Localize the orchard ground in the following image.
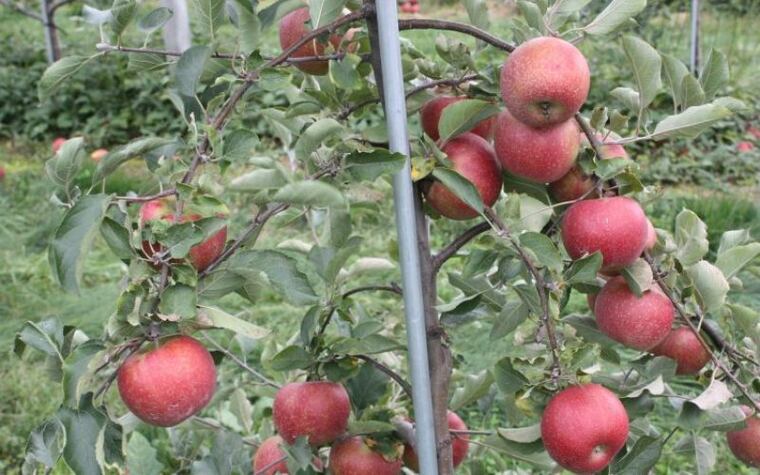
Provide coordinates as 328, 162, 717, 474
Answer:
1, 0, 760, 473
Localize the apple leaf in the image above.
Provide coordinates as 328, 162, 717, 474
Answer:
126, 432, 163, 475
519, 232, 563, 272
309, 0, 345, 28
228, 0, 262, 55
137, 7, 172, 33
257, 0, 303, 29
680, 74, 706, 108
679, 404, 748, 432
717, 229, 752, 255
344, 150, 406, 181
661, 53, 690, 109
62, 340, 104, 409
268, 345, 314, 371
450, 370, 494, 410
229, 169, 287, 191
517, 1, 543, 31
686, 260, 729, 313
674, 209, 709, 266
175, 45, 211, 98
227, 250, 319, 305
222, 129, 259, 162
519, 194, 554, 233
294, 118, 344, 161
482, 435, 555, 470
673, 435, 716, 475
564, 252, 603, 289
14, 318, 64, 360
110, 0, 137, 40
431, 167, 485, 215
715, 242, 760, 280
611, 86, 641, 112
700, 49, 729, 100
621, 258, 653, 297
197, 305, 269, 339
622, 35, 662, 111
546, 0, 592, 30
463, 0, 490, 31
492, 357, 528, 395
497, 423, 541, 443
437, 99, 499, 143
584, 0, 646, 35
652, 101, 733, 140
38, 55, 100, 102
688, 379, 733, 410
46, 137, 87, 193
57, 395, 109, 475
100, 217, 133, 260
610, 435, 662, 474
563, 315, 619, 347
273, 181, 346, 208
93, 137, 176, 183
490, 301, 529, 340
191, 0, 224, 42
23, 419, 65, 471
49, 194, 111, 294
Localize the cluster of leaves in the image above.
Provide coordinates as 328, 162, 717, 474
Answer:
15, 0, 760, 473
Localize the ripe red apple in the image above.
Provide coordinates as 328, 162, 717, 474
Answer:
91, 148, 108, 162
561, 196, 649, 274
650, 327, 711, 375
273, 381, 350, 446
594, 276, 675, 351
500, 37, 590, 128
550, 133, 628, 203
253, 436, 290, 475
420, 96, 495, 141
117, 336, 216, 427
748, 126, 760, 140
279, 7, 350, 75
0, 167, 5, 181
541, 384, 628, 473
329, 437, 402, 475
644, 219, 657, 251
423, 132, 502, 220
727, 406, 760, 467
52, 137, 66, 153
737, 141, 755, 153
403, 411, 469, 471
494, 110, 579, 183
139, 198, 228, 272
410, 3, 420, 13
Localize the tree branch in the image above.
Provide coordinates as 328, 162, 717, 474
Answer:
254, 455, 288, 475
48, 0, 75, 13
354, 354, 413, 398
398, 18, 515, 52
114, 188, 177, 203
432, 221, 490, 274
643, 253, 760, 412
342, 283, 402, 299
574, 112, 605, 160
0, 0, 43, 22
484, 208, 562, 385
203, 332, 281, 389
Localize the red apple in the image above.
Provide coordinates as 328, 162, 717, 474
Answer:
748, 127, 760, 140
541, 384, 628, 474
420, 96, 495, 141
594, 276, 675, 351
423, 133, 502, 220
253, 436, 290, 475
273, 381, 350, 446
410, 3, 420, 13
550, 133, 628, 203
561, 196, 649, 274
500, 37, 590, 128
494, 110, 579, 183
139, 198, 228, 272
650, 327, 711, 375
737, 141, 755, 153
329, 437, 402, 475
52, 137, 66, 153
117, 336, 216, 427
91, 148, 108, 162
0, 167, 5, 181
644, 219, 657, 251
727, 406, 760, 467
279, 7, 350, 76
403, 411, 469, 471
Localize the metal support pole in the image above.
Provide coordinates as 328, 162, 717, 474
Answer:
39, 0, 57, 63
690, 0, 700, 74
374, 1, 439, 474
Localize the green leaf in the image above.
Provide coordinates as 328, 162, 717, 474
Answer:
309, 0, 345, 28
222, 129, 259, 162
49, 194, 111, 294
497, 423, 541, 443
344, 150, 406, 181
610, 436, 662, 474
546, 0, 591, 30
15, 318, 64, 359
137, 7, 172, 33
93, 137, 175, 182
491, 358, 528, 394
584, 0, 646, 35
729, 304, 760, 349
519, 194, 553, 233
431, 167, 484, 215
700, 49, 729, 100
258, 0, 302, 29
39, 55, 98, 101
294, 119, 344, 161
463, 0, 490, 31
272, 181, 345, 207
332, 334, 403, 355
46, 137, 87, 192
622, 35, 662, 110
611, 87, 640, 112
62, 340, 104, 408
175, 46, 211, 97
661, 53, 690, 109
674, 209, 709, 266
564, 315, 619, 347
158, 284, 197, 321
23, 419, 65, 471
483, 435, 554, 469
518, 232, 562, 272
110, 0, 137, 39
680, 74, 706, 108
229, 0, 262, 54
718, 229, 752, 255
450, 370, 494, 410
126, 432, 163, 475
437, 99, 499, 143
229, 169, 287, 191
228, 250, 319, 305
652, 101, 733, 139
564, 252, 603, 287
490, 301, 529, 340
127, 53, 168, 73
57, 396, 108, 475
620, 258, 653, 297
192, 0, 225, 41
689, 379, 732, 410
269, 345, 313, 371
517, 1, 543, 31
715, 243, 760, 279
329, 53, 362, 90
197, 305, 269, 339
100, 217, 133, 260
687, 260, 729, 313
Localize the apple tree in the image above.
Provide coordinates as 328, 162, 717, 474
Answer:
18, 0, 760, 473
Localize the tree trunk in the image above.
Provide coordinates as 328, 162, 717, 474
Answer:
39, 0, 61, 62
161, 0, 192, 53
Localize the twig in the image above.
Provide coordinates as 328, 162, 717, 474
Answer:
0, 0, 43, 22
354, 354, 413, 397
574, 112, 605, 160
114, 188, 177, 203
203, 332, 281, 389
94, 340, 145, 399
342, 283, 402, 299
398, 19, 515, 52
431, 222, 490, 274
643, 253, 760, 412
254, 455, 289, 475
483, 208, 562, 385
48, 0, 75, 13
